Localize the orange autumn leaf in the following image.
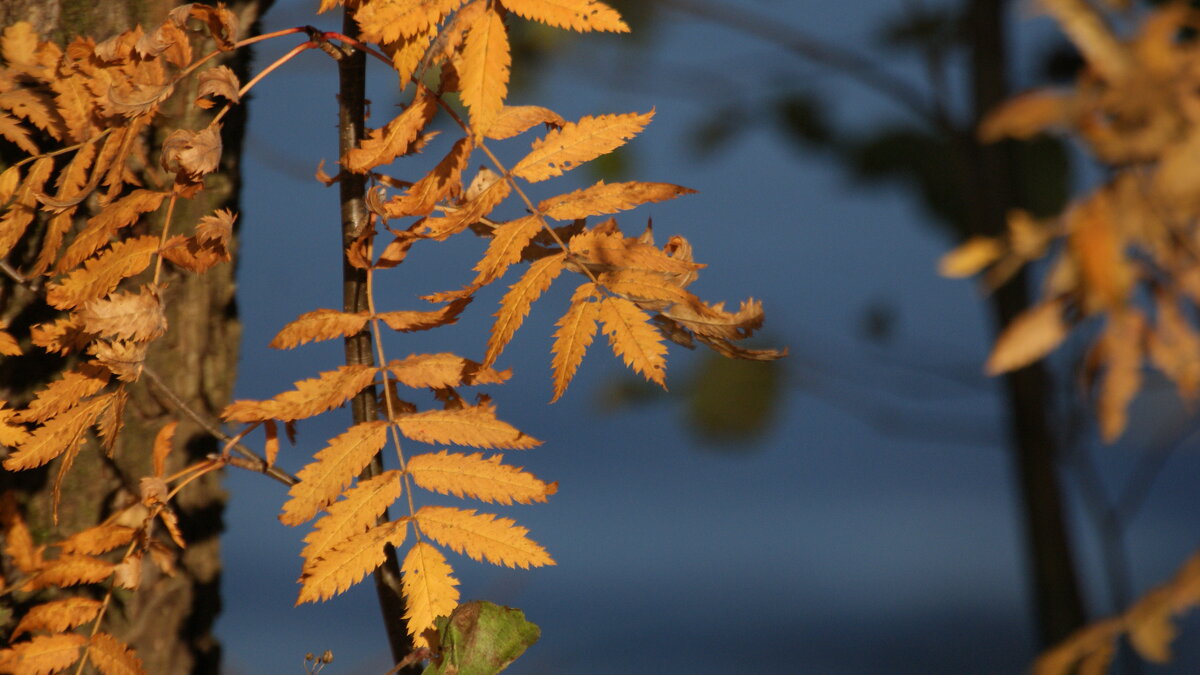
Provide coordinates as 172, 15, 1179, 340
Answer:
384, 137, 471, 218
342, 86, 437, 173
985, 298, 1069, 375
16, 364, 109, 424
87, 632, 144, 675
407, 450, 557, 504
459, 9, 510, 135
396, 404, 541, 449
539, 181, 695, 220
472, 215, 543, 286
11, 597, 102, 639
301, 470, 403, 564
598, 295, 667, 387
0, 633, 87, 675
414, 505, 554, 569
222, 364, 378, 423
280, 421, 390, 526
4, 393, 116, 471
45, 236, 160, 310
482, 105, 564, 140
77, 288, 167, 342
269, 309, 369, 349
355, 0, 464, 44
386, 352, 509, 389
511, 110, 654, 182
56, 190, 167, 272
296, 519, 408, 604
376, 298, 471, 333
504, 0, 629, 33
27, 554, 114, 590
484, 253, 566, 366
551, 282, 601, 401
58, 524, 137, 556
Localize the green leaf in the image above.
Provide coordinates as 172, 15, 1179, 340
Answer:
422, 601, 540, 675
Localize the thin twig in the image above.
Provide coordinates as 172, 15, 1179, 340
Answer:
142, 366, 297, 486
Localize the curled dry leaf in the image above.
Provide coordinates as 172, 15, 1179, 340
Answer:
196, 65, 240, 108
161, 123, 223, 179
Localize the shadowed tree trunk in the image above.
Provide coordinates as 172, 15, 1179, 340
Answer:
966, 0, 1087, 648
0, 1, 270, 672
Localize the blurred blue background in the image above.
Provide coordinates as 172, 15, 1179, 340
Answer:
210, 1, 1200, 672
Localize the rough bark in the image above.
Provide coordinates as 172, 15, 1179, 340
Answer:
0, 1, 269, 672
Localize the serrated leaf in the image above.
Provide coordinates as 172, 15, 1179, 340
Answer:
196, 65, 240, 107
551, 282, 601, 401
385, 137, 472, 218
280, 421, 391, 526
415, 174, 511, 240
27, 555, 114, 590
87, 632, 144, 675
296, 519, 408, 603
301, 470, 403, 563
45, 236, 159, 310
4, 393, 115, 471
484, 253, 566, 366
270, 309, 369, 349
17, 364, 109, 424
343, 87, 438, 173
12, 597, 102, 639
408, 450, 557, 504
460, 9, 510, 134
0, 157, 52, 258
472, 215, 543, 286
511, 110, 653, 183
77, 288, 167, 342
415, 505, 554, 568
57, 190, 168, 272
482, 105, 565, 140
540, 181, 694, 220
222, 364, 378, 423
387, 353, 509, 389
59, 524, 136, 556
397, 404, 541, 449
356, 0, 465, 44
599, 295, 667, 386
504, 0, 628, 33
377, 298, 471, 333
402, 541, 461, 649
0, 633, 87, 675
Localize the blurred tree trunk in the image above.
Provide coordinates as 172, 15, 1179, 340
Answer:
966, 0, 1087, 648
0, 1, 270, 672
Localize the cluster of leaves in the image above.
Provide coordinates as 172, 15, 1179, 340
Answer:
940, 1, 1200, 670
0, 0, 781, 672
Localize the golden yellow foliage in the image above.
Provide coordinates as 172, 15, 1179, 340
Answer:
401, 542, 460, 649
414, 505, 554, 569
0, 2, 783, 667
407, 450, 557, 504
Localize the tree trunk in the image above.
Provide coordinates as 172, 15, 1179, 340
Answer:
0, 1, 269, 672
966, 0, 1088, 648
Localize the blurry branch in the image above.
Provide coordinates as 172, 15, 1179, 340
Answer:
653, 0, 939, 125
